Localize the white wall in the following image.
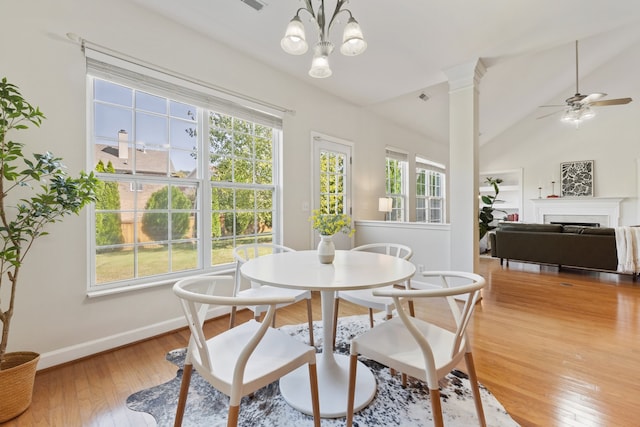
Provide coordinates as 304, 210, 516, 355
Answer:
1, 0, 445, 367
480, 41, 640, 226
354, 221, 451, 274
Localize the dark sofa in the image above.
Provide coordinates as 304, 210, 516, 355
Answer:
489, 222, 624, 274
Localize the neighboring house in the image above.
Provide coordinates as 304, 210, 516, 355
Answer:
94, 143, 185, 243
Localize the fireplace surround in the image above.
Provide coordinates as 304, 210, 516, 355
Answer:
531, 198, 623, 228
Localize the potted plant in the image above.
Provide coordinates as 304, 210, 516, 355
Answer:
309, 209, 355, 263
0, 77, 97, 421
479, 176, 505, 252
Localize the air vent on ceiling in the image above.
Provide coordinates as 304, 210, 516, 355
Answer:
240, 0, 266, 11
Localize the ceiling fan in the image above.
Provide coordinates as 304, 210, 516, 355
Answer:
538, 40, 632, 123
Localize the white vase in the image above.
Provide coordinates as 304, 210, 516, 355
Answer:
317, 235, 335, 264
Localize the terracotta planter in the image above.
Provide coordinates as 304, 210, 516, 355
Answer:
0, 351, 40, 422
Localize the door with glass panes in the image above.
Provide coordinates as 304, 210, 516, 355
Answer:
312, 133, 353, 250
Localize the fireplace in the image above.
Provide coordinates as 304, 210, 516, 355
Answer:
530, 198, 623, 227
550, 221, 600, 227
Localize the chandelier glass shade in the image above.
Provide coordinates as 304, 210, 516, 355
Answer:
281, 0, 366, 78
280, 15, 308, 55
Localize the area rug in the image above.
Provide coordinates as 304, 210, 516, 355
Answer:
127, 315, 519, 426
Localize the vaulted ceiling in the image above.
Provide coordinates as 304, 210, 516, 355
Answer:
131, 0, 640, 145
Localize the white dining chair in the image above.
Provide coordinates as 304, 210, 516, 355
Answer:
345, 271, 487, 427
231, 243, 314, 346
332, 242, 414, 350
172, 275, 321, 427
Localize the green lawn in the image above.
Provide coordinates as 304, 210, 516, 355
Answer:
95, 236, 273, 284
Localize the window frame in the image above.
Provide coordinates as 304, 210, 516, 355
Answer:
385, 149, 408, 221
86, 63, 283, 295
415, 157, 446, 223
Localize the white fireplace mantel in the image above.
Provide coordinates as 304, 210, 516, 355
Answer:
530, 197, 623, 227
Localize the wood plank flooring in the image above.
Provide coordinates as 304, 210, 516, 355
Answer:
3, 258, 639, 426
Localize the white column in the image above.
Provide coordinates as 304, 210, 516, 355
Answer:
637, 158, 640, 224
445, 59, 486, 274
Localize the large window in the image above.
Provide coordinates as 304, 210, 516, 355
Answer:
416, 157, 446, 223
88, 66, 281, 292
385, 149, 408, 221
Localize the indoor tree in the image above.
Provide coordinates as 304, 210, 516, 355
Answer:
479, 176, 505, 241
0, 77, 97, 365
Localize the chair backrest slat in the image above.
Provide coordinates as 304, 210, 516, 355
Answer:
233, 243, 295, 292
375, 271, 485, 379
173, 275, 289, 378
351, 242, 413, 261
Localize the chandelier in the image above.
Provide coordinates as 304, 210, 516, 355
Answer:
280, 0, 367, 78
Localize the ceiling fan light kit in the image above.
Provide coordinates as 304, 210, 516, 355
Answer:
539, 40, 632, 126
561, 105, 595, 126
281, 0, 366, 78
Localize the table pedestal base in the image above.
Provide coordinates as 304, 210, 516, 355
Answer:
279, 353, 376, 418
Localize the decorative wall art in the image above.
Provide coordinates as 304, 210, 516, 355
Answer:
560, 160, 594, 197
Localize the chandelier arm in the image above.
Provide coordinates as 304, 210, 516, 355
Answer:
302, 0, 315, 15
299, 1, 315, 20
295, 6, 314, 21
327, 1, 352, 33
316, 1, 327, 41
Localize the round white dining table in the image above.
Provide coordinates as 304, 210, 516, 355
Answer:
240, 249, 416, 418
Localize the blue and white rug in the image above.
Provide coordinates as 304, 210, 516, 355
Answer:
126, 315, 519, 426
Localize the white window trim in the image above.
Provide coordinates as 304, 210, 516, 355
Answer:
385, 148, 409, 221
86, 53, 283, 296
416, 158, 447, 224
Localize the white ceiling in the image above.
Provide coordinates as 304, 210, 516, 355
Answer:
131, 0, 640, 145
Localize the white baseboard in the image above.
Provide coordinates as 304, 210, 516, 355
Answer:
38, 306, 230, 370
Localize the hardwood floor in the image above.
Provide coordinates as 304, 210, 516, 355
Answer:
4, 258, 639, 426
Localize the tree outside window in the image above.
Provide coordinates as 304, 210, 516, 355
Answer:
385, 153, 407, 221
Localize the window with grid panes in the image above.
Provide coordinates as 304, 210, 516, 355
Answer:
416, 157, 446, 223
385, 149, 408, 221
88, 62, 281, 292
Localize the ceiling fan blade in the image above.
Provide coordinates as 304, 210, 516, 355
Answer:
590, 97, 632, 106
579, 92, 607, 104
539, 104, 567, 108
537, 110, 563, 120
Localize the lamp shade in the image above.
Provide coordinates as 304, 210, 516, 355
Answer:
378, 197, 393, 213
562, 106, 595, 125
309, 42, 333, 78
580, 106, 595, 120
281, 15, 308, 55
340, 17, 367, 56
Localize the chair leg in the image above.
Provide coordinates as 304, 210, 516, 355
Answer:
306, 299, 315, 347
408, 299, 415, 317
465, 352, 487, 427
227, 405, 240, 427
368, 308, 374, 328
385, 313, 397, 377
174, 363, 193, 427
332, 297, 340, 350
229, 306, 237, 329
308, 363, 321, 427
401, 373, 407, 387
346, 354, 359, 427
271, 310, 277, 328
429, 388, 444, 427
